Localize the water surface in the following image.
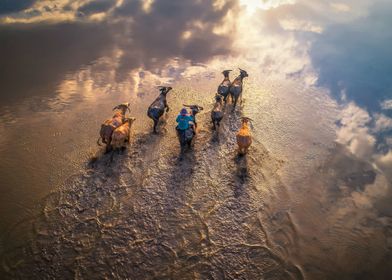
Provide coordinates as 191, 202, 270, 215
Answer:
1, 1, 391, 279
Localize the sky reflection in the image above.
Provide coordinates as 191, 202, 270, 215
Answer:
0, 0, 392, 279
0, 0, 239, 104
1, 0, 391, 221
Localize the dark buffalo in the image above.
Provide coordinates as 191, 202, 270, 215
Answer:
147, 86, 172, 133
229, 68, 248, 111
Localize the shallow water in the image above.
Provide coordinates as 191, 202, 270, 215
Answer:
1, 1, 392, 279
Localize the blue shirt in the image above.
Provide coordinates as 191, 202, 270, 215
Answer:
176, 115, 193, 130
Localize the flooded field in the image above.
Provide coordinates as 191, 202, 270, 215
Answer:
1, 1, 392, 279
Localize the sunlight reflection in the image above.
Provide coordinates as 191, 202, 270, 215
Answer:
182, 31, 192, 40
2, 2, 392, 279
280, 19, 323, 33
142, 0, 155, 13
240, 0, 295, 13
330, 2, 351, 12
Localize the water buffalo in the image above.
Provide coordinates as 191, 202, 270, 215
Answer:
211, 95, 224, 130
147, 86, 172, 133
229, 68, 248, 111
97, 103, 131, 151
217, 70, 232, 103
236, 117, 253, 155
111, 117, 136, 150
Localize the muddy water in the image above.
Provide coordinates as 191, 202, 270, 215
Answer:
1, 67, 392, 279
8, 113, 299, 279
0, 66, 326, 278
1, 1, 392, 278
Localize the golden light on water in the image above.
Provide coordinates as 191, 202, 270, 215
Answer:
1, 1, 392, 279
240, 0, 295, 13
142, 0, 155, 13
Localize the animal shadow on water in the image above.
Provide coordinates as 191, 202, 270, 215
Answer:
210, 129, 220, 144
94, 142, 132, 167
233, 153, 250, 198
87, 149, 128, 180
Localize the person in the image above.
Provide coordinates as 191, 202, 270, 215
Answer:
176, 108, 194, 135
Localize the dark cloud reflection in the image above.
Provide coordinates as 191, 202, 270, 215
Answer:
78, 0, 117, 15
0, 0, 36, 15
0, 0, 238, 103
112, 0, 237, 80
0, 23, 114, 104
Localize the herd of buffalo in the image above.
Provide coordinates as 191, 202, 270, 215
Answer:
97, 68, 253, 154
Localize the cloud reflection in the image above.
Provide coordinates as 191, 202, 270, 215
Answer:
112, 0, 238, 80
1, 1, 392, 279
0, 22, 114, 103
310, 1, 392, 111
336, 103, 375, 160
0, 0, 37, 15
0, 0, 238, 103
78, 0, 117, 16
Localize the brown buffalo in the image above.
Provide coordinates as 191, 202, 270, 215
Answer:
236, 117, 253, 155
97, 103, 130, 151
111, 117, 136, 150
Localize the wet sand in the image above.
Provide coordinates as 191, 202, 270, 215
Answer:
1, 73, 391, 279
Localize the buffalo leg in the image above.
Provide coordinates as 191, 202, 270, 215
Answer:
232, 97, 238, 111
